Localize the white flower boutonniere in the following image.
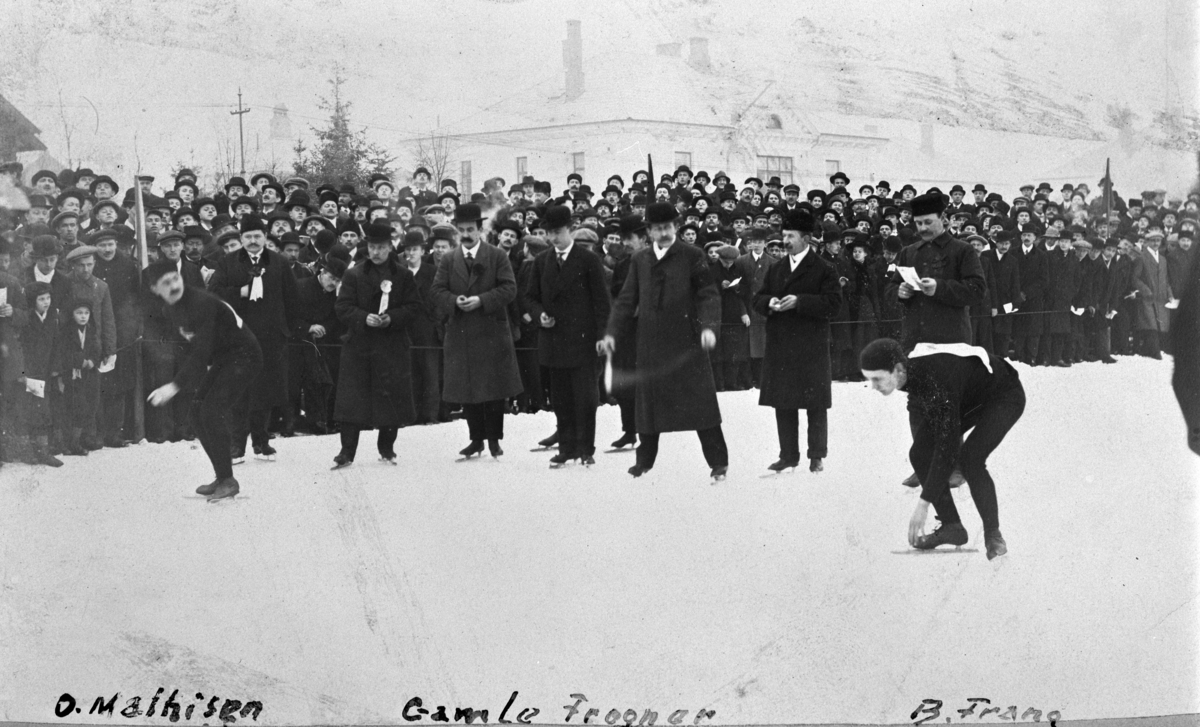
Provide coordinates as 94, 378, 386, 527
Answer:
378, 279, 392, 314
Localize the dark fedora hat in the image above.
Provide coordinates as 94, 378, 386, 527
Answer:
364, 221, 394, 244
618, 214, 647, 237
452, 203, 483, 225
539, 204, 573, 230
644, 202, 678, 225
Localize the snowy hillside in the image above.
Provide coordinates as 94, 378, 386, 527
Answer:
0, 0, 1195, 180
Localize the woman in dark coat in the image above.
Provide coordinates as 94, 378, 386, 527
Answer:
753, 210, 842, 472
331, 230, 422, 467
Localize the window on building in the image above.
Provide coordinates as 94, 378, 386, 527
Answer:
767, 114, 783, 129
460, 160, 472, 195
674, 151, 692, 169
825, 160, 841, 177
516, 156, 527, 179
572, 152, 585, 176
756, 155, 794, 185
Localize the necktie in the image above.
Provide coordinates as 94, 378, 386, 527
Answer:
557, 251, 566, 267
464, 249, 473, 261
249, 254, 263, 300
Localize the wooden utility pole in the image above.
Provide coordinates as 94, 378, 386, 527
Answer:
230, 88, 250, 175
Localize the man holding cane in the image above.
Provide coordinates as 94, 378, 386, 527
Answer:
601, 202, 729, 482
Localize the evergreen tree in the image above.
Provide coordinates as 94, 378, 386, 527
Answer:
292, 68, 395, 190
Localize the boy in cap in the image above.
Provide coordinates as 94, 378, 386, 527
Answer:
21, 281, 62, 466
57, 297, 103, 457
64, 244, 116, 450
145, 260, 263, 501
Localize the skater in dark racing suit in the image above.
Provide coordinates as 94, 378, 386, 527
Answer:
859, 337, 1025, 560
145, 261, 263, 502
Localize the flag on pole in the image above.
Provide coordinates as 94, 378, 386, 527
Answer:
133, 177, 149, 269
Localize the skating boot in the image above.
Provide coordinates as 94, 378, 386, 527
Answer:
458, 440, 485, 459
628, 463, 652, 478
379, 450, 397, 465
231, 444, 245, 466
34, 445, 63, 468
549, 452, 576, 469
531, 432, 558, 451
809, 458, 824, 473
610, 432, 637, 450
913, 521, 969, 550
196, 479, 219, 496
767, 459, 799, 472
985, 529, 1008, 560
331, 452, 354, 470
488, 439, 504, 458
901, 471, 920, 488
253, 442, 277, 461
580, 455, 595, 467
206, 477, 240, 502
711, 465, 728, 482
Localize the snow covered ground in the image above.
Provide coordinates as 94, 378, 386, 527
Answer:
1, 355, 1196, 725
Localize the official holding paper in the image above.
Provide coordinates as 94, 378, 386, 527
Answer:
885, 191, 987, 352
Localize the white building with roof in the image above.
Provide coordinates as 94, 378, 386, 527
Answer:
444, 21, 1197, 200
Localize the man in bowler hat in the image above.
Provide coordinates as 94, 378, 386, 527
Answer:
430, 203, 524, 458
602, 202, 730, 481
523, 204, 612, 467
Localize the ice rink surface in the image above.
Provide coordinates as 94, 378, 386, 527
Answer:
2, 355, 1197, 725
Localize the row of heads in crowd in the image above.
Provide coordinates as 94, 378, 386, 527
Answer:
4, 161, 1196, 260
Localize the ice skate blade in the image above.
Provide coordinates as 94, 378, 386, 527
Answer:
758, 469, 796, 479
603, 447, 635, 454
455, 454, 482, 462
380, 457, 398, 465
330, 462, 352, 470
184, 495, 251, 500
206, 494, 239, 503
254, 454, 276, 462
890, 548, 980, 555
529, 446, 557, 452
231, 457, 245, 466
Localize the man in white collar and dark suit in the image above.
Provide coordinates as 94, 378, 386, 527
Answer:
523, 205, 611, 468
208, 215, 299, 463
753, 209, 842, 474
430, 203, 524, 459
736, 228, 776, 388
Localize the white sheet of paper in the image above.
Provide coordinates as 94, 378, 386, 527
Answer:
97, 355, 116, 373
727, 277, 742, 287
1107, 311, 1118, 319
25, 377, 45, 398
896, 265, 924, 289
0, 288, 6, 307
1003, 302, 1014, 314
1166, 299, 1180, 310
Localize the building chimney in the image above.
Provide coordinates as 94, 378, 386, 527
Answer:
270, 103, 292, 140
563, 20, 584, 101
920, 122, 934, 156
687, 37, 710, 71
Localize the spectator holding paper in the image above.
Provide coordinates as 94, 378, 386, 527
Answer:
885, 191, 987, 352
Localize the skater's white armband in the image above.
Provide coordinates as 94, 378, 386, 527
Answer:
908, 342, 992, 373
220, 300, 244, 329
